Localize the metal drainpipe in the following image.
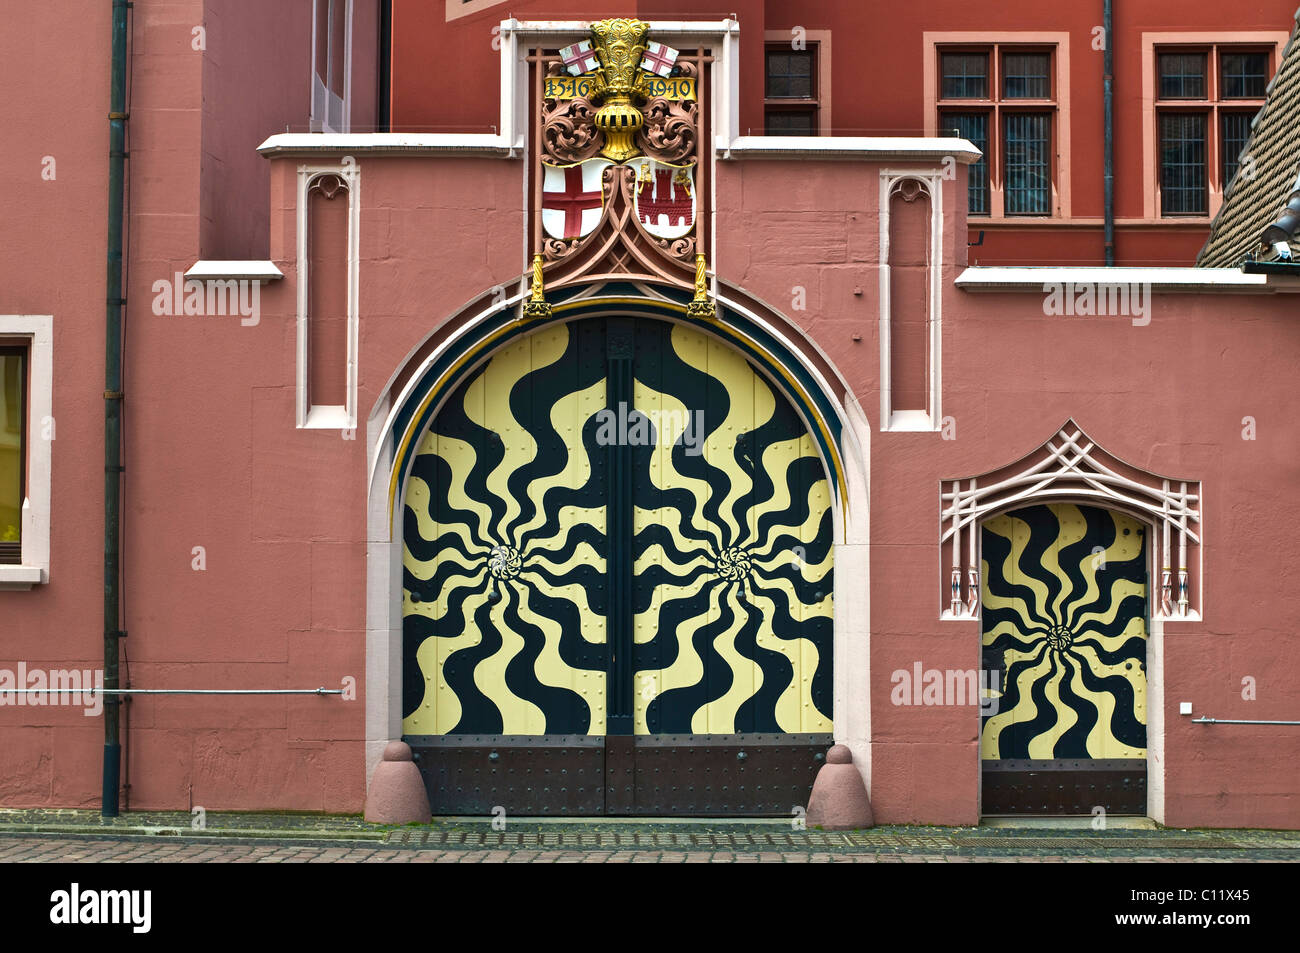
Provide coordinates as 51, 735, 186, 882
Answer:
1103, 0, 1115, 265
103, 0, 129, 817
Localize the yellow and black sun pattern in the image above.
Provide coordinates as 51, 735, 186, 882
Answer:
980, 503, 1148, 760
401, 318, 833, 737
630, 321, 833, 735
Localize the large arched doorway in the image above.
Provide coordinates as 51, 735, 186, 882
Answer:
400, 316, 835, 815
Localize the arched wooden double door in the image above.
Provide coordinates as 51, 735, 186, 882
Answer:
401, 317, 834, 815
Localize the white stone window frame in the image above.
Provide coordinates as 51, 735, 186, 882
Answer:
879, 169, 944, 432
296, 158, 360, 430
940, 421, 1202, 622
0, 315, 52, 590
311, 0, 353, 135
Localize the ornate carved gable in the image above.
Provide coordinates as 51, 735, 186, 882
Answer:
523, 19, 712, 315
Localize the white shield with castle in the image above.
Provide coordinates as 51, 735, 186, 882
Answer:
628, 157, 696, 240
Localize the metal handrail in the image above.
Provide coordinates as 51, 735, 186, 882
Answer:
1193, 716, 1300, 726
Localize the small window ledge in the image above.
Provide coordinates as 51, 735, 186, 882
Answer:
301, 405, 355, 430
0, 565, 44, 590
185, 261, 284, 283
884, 410, 937, 432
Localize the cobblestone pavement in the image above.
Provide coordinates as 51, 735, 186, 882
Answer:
1, 835, 1296, 862
0, 811, 1295, 862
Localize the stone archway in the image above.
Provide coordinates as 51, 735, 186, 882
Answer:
363, 279, 873, 813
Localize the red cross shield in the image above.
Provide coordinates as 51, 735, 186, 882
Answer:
628, 158, 696, 240
541, 159, 612, 241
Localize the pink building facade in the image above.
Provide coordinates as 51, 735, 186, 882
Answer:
1, 6, 1297, 827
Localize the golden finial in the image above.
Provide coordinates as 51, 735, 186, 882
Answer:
522, 254, 552, 322
687, 252, 715, 318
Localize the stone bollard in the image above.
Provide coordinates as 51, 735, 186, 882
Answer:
364, 740, 432, 825
805, 743, 873, 830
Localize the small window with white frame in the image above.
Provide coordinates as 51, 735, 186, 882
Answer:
0, 316, 52, 589
311, 0, 352, 133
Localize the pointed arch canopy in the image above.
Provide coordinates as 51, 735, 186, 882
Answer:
941, 420, 1202, 621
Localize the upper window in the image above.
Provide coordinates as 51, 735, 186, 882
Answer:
937, 46, 1057, 217
1156, 45, 1270, 215
0, 346, 25, 565
311, 0, 352, 133
765, 46, 819, 135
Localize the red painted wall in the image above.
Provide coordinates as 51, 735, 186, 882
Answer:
4, 1, 1297, 826
390, 0, 1297, 265
716, 156, 1300, 826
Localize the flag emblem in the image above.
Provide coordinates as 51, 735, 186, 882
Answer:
640, 41, 679, 78
559, 40, 600, 76
541, 159, 612, 241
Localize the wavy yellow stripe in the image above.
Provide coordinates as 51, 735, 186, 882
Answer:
751, 477, 831, 564
744, 436, 806, 551
523, 503, 607, 553
698, 331, 776, 546
746, 587, 834, 733
470, 588, 547, 734
983, 513, 1054, 625
516, 583, 604, 735
1062, 516, 1145, 630
520, 577, 608, 645
980, 648, 1052, 758
1072, 580, 1147, 632
407, 440, 496, 551
1045, 504, 1089, 623
1074, 613, 1147, 655
509, 375, 607, 543
632, 376, 716, 545
1068, 647, 1147, 758
403, 519, 487, 582
528, 539, 605, 578
690, 586, 753, 734
632, 547, 715, 648
1027, 656, 1075, 758
403, 563, 487, 623
403, 584, 494, 735
749, 569, 832, 620
980, 617, 1046, 651
632, 585, 717, 735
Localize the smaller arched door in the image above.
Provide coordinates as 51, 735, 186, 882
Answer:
980, 502, 1149, 815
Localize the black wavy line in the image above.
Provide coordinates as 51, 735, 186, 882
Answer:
731, 596, 791, 732
405, 451, 494, 554
644, 585, 738, 732
500, 583, 595, 734
1051, 652, 1100, 757
423, 365, 509, 543
443, 587, 507, 733
745, 578, 833, 721
504, 321, 608, 544
401, 571, 490, 722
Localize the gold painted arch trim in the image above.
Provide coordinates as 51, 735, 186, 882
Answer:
386, 295, 851, 533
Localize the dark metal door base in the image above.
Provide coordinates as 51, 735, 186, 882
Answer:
407, 736, 605, 816
617, 734, 833, 816
407, 733, 832, 817
982, 759, 1147, 815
